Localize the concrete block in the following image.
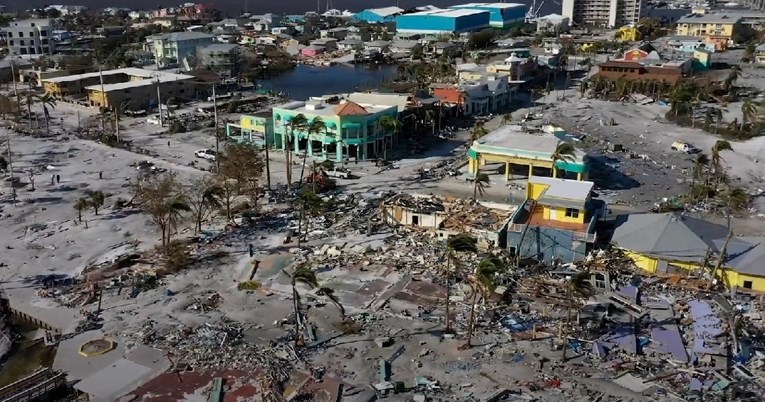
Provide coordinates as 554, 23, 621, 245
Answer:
375, 337, 392, 348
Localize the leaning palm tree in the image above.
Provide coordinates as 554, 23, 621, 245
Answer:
286, 114, 309, 192
466, 257, 503, 347
691, 152, 709, 196
316, 287, 345, 318
473, 172, 490, 200
299, 117, 326, 185
561, 271, 594, 361
444, 234, 478, 333
377, 115, 401, 160
551, 142, 576, 178
470, 121, 488, 145
709, 140, 733, 192
722, 186, 750, 228
36, 93, 56, 135
290, 264, 319, 347
161, 195, 191, 249
741, 100, 758, 131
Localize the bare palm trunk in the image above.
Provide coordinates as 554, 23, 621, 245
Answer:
445, 253, 452, 333
285, 138, 293, 191
466, 286, 479, 347
293, 285, 302, 347
265, 144, 271, 190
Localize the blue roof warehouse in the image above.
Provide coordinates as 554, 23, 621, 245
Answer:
395, 8, 490, 36
449, 2, 528, 28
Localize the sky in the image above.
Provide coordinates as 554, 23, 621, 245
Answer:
3, 0, 558, 17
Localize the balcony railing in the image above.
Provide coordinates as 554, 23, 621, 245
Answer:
573, 231, 597, 243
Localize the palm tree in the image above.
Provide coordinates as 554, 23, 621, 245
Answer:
561, 271, 594, 361
290, 264, 319, 347
40, 93, 56, 129
160, 195, 191, 249
112, 99, 131, 142
470, 121, 488, 145
741, 100, 758, 130
722, 187, 750, 228
316, 287, 345, 317
710, 140, 733, 190
444, 234, 478, 333
466, 257, 503, 347
299, 117, 326, 185
551, 142, 576, 178
579, 79, 590, 98
378, 115, 401, 160
500, 113, 513, 126
424, 109, 437, 137
473, 172, 490, 199
74, 197, 89, 223
286, 114, 308, 192
89, 190, 105, 215
714, 108, 724, 134
724, 66, 741, 92
691, 152, 709, 193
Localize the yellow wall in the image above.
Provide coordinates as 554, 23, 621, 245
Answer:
623, 250, 765, 292
544, 206, 585, 224
676, 22, 735, 39
527, 182, 550, 200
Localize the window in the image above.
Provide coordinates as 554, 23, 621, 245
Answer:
412, 215, 419, 225
20, 48, 27, 54
8, 40, 13, 46
42, 39, 48, 45
18, 32, 23, 37
565, 208, 580, 218
19, 40, 25, 46
40, 30, 47, 37
7, 32, 11, 38
744, 281, 753, 289
29, 32, 34, 37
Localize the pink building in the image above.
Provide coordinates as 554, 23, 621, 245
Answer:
301, 45, 325, 57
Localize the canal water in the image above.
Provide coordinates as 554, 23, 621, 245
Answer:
258, 64, 398, 101
0, 317, 56, 387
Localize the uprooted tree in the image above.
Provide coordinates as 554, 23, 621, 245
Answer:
132, 172, 191, 251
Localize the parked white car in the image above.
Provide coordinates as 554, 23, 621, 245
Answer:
195, 149, 217, 161
324, 168, 352, 179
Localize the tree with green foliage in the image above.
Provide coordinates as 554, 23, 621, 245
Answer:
741, 100, 758, 130
444, 234, 478, 333
74, 197, 89, 223
468, 29, 495, 50
131, 172, 191, 251
378, 115, 402, 160
470, 121, 488, 144
89, 190, 105, 215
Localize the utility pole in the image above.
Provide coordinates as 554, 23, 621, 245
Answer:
98, 66, 106, 132
5, 131, 15, 206
212, 83, 220, 173
156, 78, 164, 127
9, 61, 20, 116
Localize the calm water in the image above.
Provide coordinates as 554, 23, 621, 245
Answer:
4, 0, 555, 18
258, 64, 397, 101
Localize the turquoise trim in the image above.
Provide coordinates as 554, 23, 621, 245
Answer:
555, 161, 588, 173
468, 149, 478, 159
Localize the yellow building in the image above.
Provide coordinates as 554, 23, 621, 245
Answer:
468, 124, 589, 181
615, 25, 641, 42
506, 177, 604, 262
675, 12, 741, 50
611, 212, 765, 292
42, 67, 195, 110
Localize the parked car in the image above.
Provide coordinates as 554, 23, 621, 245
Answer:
671, 141, 700, 154
324, 168, 352, 179
195, 149, 217, 161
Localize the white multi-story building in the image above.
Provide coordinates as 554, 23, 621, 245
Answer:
5, 19, 55, 58
561, 0, 645, 28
